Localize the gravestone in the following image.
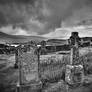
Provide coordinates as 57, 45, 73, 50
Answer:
17, 46, 42, 92
65, 65, 84, 87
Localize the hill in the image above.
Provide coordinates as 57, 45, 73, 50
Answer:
81, 37, 92, 41
0, 31, 92, 45
46, 39, 68, 45
0, 32, 46, 44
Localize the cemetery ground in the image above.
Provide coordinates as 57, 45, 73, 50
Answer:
0, 47, 92, 92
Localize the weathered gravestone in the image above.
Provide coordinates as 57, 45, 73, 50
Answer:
65, 64, 84, 88
16, 46, 42, 92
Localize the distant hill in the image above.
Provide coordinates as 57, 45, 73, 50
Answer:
46, 39, 68, 45
0, 31, 46, 44
0, 31, 92, 45
46, 37, 92, 46
81, 37, 92, 41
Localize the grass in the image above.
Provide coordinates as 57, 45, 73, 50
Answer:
0, 54, 18, 92
0, 47, 92, 92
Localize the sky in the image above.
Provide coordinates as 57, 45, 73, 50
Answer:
0, 0, 92, 38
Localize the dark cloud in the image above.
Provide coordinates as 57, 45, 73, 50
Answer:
0, 0, 36, 4
0, 0, 92, 35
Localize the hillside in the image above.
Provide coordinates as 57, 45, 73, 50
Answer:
46, 37, 92, 46
46, 39, 68, 45
0, 31, 46, 43
81, 37, 92, 41
0, 31, 92, 45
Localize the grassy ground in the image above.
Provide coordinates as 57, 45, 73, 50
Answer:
0, 54, 18, 92
0, 47, 92, 92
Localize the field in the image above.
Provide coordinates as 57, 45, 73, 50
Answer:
0, 54, 18, 92
0, 47, 92, 92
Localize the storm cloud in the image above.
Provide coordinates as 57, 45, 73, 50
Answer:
0, 0, 92, 35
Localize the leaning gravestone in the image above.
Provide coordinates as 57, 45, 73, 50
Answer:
17, 46, 42, 92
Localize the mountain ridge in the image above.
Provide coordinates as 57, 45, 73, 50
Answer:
0, 31, 46, 43
0, 31, 92, 44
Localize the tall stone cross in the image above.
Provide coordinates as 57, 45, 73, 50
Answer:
69, 32, 81, 65
65, 32, 84, 89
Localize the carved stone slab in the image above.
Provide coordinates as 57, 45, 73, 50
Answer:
19, 47, 39, 84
